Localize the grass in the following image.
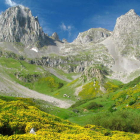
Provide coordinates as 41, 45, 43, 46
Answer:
66, 76, 140, 133
122, 75, 140, 88
0, 57, 73, 100
54, 68, 80, 80
52, 82, 78, 101
88, 109, 140, 133
2, 55, 140, 135
1, 98, 140, 139
0, 95, 74, 120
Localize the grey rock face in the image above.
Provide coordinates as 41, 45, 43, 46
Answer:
101, 9, 140, 83
62, 38, 68, 43
73, 28, 111, 44
52, 32, 59, 40
112, 9, 140, 59
81, 65, 110, 82
0, 5, 50, 47
113, 9, 139, 38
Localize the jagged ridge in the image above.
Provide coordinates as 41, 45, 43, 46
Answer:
0, 5, 52, 47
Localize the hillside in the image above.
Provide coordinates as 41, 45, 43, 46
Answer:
0, 97, 140, 139
1, 5, 140, 140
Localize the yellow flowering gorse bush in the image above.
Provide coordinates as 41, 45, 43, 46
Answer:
0, 99, 140, 139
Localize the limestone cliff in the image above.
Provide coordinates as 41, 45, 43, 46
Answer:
73, 28, 111, 44
112, 9, 140, 59
0, 5, 51, 48
51, 32, 60, 41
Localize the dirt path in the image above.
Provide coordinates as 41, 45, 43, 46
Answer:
0, 73, 74, 108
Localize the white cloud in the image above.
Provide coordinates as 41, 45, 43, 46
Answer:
60, 23, 72, 31
60, 22, 73, 37
60, 23, 67, 31
5, 0, 18, 7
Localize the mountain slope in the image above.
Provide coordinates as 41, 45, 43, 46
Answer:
0, 57, 74, 108
1, 98, 140, 139
112, 9, 140, 58
73, 28, 111, 44
1, 6, 140, 139
0, 73, 73, 108
100, 9, 140, 82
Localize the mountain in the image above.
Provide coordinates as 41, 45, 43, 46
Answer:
102, 9, 140, 82
51, 32, 60, 41
112, 9, 140, 59
1, 6, 140, 139
0, 5, 53, 48
1, 6, 140, 83
73, 28, 112, 44
0, 6, 140, 93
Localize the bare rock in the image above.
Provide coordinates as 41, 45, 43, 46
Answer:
112, 9, 140, 58
52, 32, 59, 40
73, 28, 111, 44
30, 128, 36, 134
0, 5, 51, 48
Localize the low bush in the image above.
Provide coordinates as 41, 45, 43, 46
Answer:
86, 102, 103, 110
79, 81, 102, 99
70, 98, 95, 108
88, 110, 140, 133
108, 104, 117, 112
129, 100, 136, 105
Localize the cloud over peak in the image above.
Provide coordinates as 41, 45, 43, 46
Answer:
5, 0, 18, 7
60, 22, 73, 36
60, 23, 72, 31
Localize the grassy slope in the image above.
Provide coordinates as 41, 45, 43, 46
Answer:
67, 77, 140, 133
1, 97, 140, 139
1, 56, 140, 135
0, 57, 79, 101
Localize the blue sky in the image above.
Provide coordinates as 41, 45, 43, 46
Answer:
1, 0, 140, 42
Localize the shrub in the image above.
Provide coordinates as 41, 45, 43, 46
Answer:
79, 81, 102, 99
86, 102, 103, 110
108, 104, 117, 112
72, 109, 80, 113
129, 100, 136, 106
88, 110, 140, 133
70, 98, 95, 108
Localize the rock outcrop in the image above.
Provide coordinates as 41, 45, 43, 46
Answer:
112, 9, 140, 59
73, 28, 111, 44
1, 6, 140, 83
101, 9, 140, 83
81, 65, 109, 82
51, 32, 59, 41
0, 5, 51, 47
62, 38, 68, 43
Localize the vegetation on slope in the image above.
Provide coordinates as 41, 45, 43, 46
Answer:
0, 57, 72, 100
1, 51, 140, 138
68, 77, 140, 134
79, 81, 102, 99
1, 97, 140, 139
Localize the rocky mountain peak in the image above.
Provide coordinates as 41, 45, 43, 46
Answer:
125, 9, 136, 16
73, 28, 111, 44
103, 9, 140, 79
0, 5, 51, 48
113, 9, 140, 38
52, 32, 59, 40
62, 38, 68, 43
